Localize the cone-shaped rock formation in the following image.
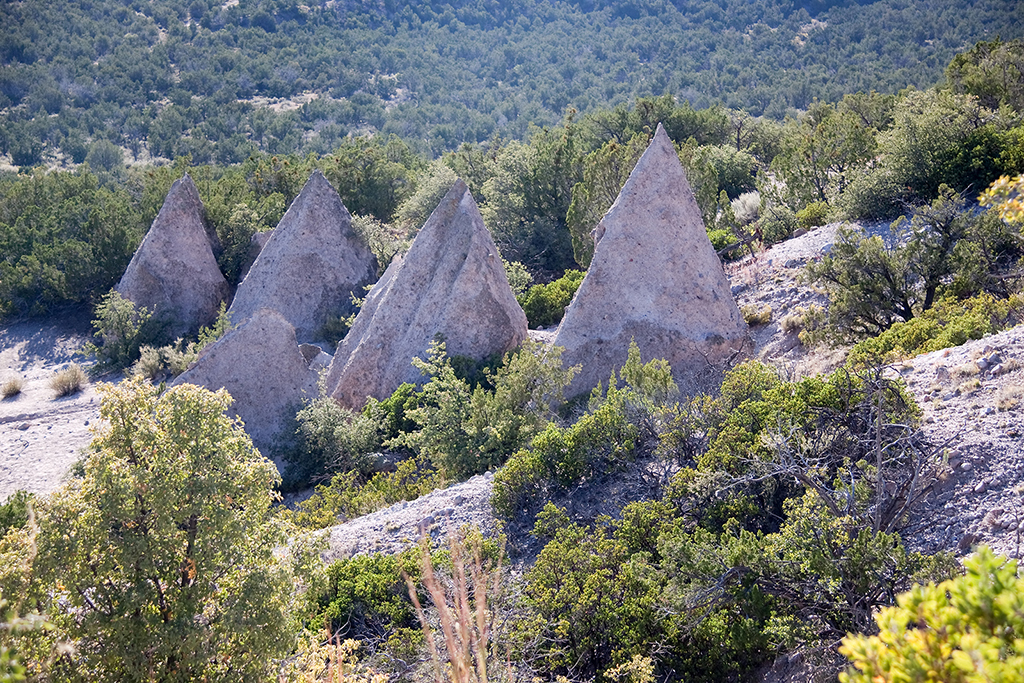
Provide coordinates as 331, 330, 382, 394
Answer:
173, 308, 321, 455
326, 180, 528, 409
553, 123, 749, 395
116, 174, 230, 338
228, 170, 377, 340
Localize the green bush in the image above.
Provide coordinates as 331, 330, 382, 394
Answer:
796, 201, 829, 229
367, 383, 420, 442
839, 90, 1012, 219
82, 290, 159, 371
515, 508, 673, 680
706, 228, 736, 253
741, 304, 772, 326
806, 189, 1020, 342
502, 258, 534, 299
661, 360, 920, 535
659, 494, 956, 681
492, 343, 669, 518
395, 340, 577, 480
317, 552, 421, 639
0, 492, 32, 536
840, 546, 1021, 682
21, 377, 295, 682
286, 457, 443, 530
288, 381, 419, 488
129, 302, 234, 380
0, 169, 145, 319
290, 391, 382, 485
759, 202, 799, 246
847, 293, 1024, 366
518, 269, 585, 329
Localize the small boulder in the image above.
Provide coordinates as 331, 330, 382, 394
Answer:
326, 180, 528, 409
116, 174, 230, 338
228, 170, 377, 340
552, 123, 749, 396
173, 308, 320, 456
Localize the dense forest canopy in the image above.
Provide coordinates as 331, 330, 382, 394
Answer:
0, 0, 1022, 163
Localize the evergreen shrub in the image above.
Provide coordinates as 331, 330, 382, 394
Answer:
518, 269, 585, 328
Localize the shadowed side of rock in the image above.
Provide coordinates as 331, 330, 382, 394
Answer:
228, 170, 377, 340
116, 174, 230, 339
172, 307, 322, 457
325, 179, 528, 410
553, 123, 749, 396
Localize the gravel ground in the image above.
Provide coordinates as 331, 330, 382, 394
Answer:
0, 308, 102, 500
322, 472, 499, 561
900, 326, 1024, 558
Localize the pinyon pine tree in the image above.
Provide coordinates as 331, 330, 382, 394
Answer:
28, 377, 295, 682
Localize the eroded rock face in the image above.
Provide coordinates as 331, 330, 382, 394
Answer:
173, 308, 321, 456
238, 229, 274, 282
116, 174, 230, 339
228, 170, 377, 340
326, 180, 528, 409
553, 123, 749, 396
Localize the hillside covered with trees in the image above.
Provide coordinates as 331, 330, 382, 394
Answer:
1, 0, 1022, 164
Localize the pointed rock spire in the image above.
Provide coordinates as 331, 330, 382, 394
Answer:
228, 170, 377, 340
116, 174, 230, 338
173, 307, 322, 457
325, 180, 528, 410
553, 123, 749, 395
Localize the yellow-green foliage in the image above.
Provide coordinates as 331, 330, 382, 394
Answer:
21, 377, 295, 682
492, 343, 670, 518
518, 269, 585, 328
741, 304, 772, 326
318, 551, 422, 638
796, 201, 830, 229
287, 457, 444, 530
699, 361, 865, 473
840, 546, 1024, 683
847, 293, 1024, 367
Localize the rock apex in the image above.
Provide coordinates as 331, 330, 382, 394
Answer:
228, 171, 377, 340
326, 180, 527, 409
116, 174, 230, 339
553, 122, 749, 396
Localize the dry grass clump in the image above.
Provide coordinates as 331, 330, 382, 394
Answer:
731, 191, 761, 225
957, 378, 981, 395
50, 364, 87, 398
780, 311, 804, 334
795, 304, 829, 347
2, 375, 24, 399
997, 384, 1023, 412
406, 532, 507, 683
953, 362, 980, 379
285, 632, 388, 683
1000, 357, 1021, 373
742, 304, 773, 326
